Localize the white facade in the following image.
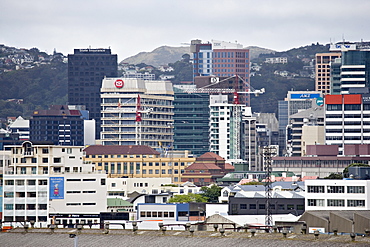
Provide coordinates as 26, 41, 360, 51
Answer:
83, 119, 96, 145
107, 177, 172, 197
305, 179, 370, 211
100, 78, 174, 149
340, 65, 366, 94
2, 142, 107, 226
209, 95, 247, 163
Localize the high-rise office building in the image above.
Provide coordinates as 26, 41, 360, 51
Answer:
315, 52, 341, 94
68, 48, 118, 139
325, 94, 370, 155
191, 40, 250, 105
100, 78, 174, 149
278, 91, 323, 156
173, 85, 210, 157
340, 50, 370, 94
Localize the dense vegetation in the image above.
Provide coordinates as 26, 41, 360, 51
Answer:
0, 61, 67, 119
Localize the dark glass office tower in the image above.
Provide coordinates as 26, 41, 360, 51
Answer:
173, 87, 210, 157
68, 48, 117, 139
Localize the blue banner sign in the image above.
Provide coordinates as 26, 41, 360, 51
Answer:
50, 177, 64, 199
290, 93, 320, 99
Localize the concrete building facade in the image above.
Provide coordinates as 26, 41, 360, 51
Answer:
100, 78, 174, 149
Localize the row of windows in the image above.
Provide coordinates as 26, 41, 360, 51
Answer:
140, 211, 175, 218
87, 154, 156, 158
238, 203, 304, 210
66, 191, 96, 194
66, 202, 96, 206
308, 199, 365, 207
5, 180, 47, 186
4, 191, 47, 198
4, 204, 47, 210
307, 185, 365, 193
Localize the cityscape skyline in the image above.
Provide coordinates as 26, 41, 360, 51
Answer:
1, 0, 370, 59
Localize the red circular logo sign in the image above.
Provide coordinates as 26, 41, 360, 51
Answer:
114, 79, 124, 88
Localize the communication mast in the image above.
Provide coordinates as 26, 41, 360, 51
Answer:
263, 145, 277, 228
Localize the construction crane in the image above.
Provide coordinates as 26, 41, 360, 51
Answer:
182, 75, 265, 161
104, 94, 152, 145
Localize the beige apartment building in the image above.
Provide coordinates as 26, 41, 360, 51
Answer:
315, 52, 341, 94
84, 145, 196, 183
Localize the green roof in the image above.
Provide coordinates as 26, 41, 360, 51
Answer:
107, 198, 133, 207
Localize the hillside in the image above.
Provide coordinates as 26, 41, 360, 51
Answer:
121, 46, 190, 67
121, 46, 275, 67
0, 43, 329, 121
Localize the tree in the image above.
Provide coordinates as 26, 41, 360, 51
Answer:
200, 185, 222, 203
323, 173, 343, 179
241, 181, 263, 185
343, 163, 370, 177
168, 193, 207, 203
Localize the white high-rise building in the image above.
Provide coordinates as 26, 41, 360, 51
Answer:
209, 95, 247, 164
100, 78, 174, 149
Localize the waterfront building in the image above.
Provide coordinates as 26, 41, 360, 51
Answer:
2, 141, 106, 226
305, 179, 370, 210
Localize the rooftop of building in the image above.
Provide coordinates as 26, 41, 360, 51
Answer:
84, 145, 160, 155
2, 227, 368, 246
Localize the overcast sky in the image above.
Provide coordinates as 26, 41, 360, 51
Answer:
1, 0, 370, 60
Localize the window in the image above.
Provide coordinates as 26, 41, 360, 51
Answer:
278, 204, 285, 210
83, 191, 96, 194
327, 199, 345, 207
4, 192, 14, 198
249, 204, 256, 209
27, 180, 36, 185
4, 204, 13, 210
42, 148, 49, 154
67, 191, 81, 194
42, 158, 48, 163
259, 204, 266, 209
240, 204, 247, 209
16, 180, 25, 185
38, 204, 48, 210
54, 157, 61, 163
83, 203, 96, 206
307, 186, 324, 193
347, 200, 365, 207
287, 204, 294, 210
347, 186, 365, 193
66, 203, 81, 206
39, 180, 47, 185
67, 179, 81, 182
5, 180, 14, 185
308, 199, 324, 206
38, 191, 47, 197
112, 183, 116, 187
15, 204, 25, 210
327, 186, 344, 193
101, 179, 106, 185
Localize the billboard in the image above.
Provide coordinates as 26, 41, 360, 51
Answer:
50, 177, 64, 199
290, 93, 321, 99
